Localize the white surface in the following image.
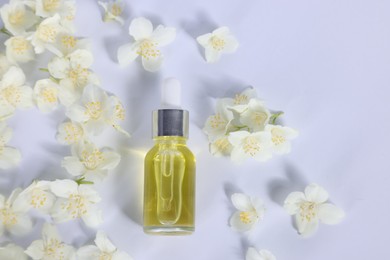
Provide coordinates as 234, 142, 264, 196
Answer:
1, 0, 390, 259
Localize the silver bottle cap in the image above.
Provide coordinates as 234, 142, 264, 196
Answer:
152, 109, 189, 138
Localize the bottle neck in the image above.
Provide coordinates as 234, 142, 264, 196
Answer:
153, 136, 187, 145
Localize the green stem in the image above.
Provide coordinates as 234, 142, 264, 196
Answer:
39, 68, 49, 72
0, 27, 12, 36
75, 177, 94, 185
269, 111, 284, 125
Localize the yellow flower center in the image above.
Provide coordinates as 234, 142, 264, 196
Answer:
68, 65, 90, 87
85, 101, 102, 120
115, 102, 125, 121
62, 194, 88, 218
209, 114, 226, 129
41, 87, 58, 104
271, 128, 286, 146
99, 252, 113, 260
44, 238, 65, 259
213, 138, 231, 153
8, 10, 24, 26
234, 94, 248, 105
38, 24, 59, 43
137, 40, 160, 60
10, 37, 30, 54
43, 0, 61, 12
110, 3, 122, 16
61, 35, 77, 49
0, 208, 17, 226
63, 123, 83, 144
81, 148, 104, 170
1, 87, 21, 107
210, 36, 225, 51
242, 136, 261, 156
299, 201, 317, 222
239, 211, 255, 224
30, 188, 48, 208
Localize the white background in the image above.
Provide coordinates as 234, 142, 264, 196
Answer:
1, 0, 390, 259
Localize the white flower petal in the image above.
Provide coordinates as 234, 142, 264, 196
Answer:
62, 156, 85, 176
196, 33, 212, 47
141, 54, 164, 72
229, 211, 255, 232
231, 193, 253, 211
1, 66, 26, 88
295, 214, 318, 237
69, 49, 94, 68
129, 17, 153, 40
0, 147, 21, 169
25, 240, 45, 259
77, 245, 100, 260
95, 231, 116, 253
318, 203, 345, 225
112, 250, 134, 260
66, 104, 88, 122
117, 43, 139, 66
50, 179, 78, 198
81, 208, 103, 227
305, 183, 329, 203
205, 47, 221, 63
48, 57, 69, 79
100, 151, 121, 170
151, 25, 176, 46
8, 214, 32, 236
42, 223, 60, 243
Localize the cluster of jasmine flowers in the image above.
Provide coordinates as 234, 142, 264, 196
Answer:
0, 0, 132, 259
203, 88, 298, 163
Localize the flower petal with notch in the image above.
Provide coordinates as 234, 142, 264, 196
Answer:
50, 179, 103, 227
197, 27, 239, 63
246, 247, 276, 260
117, 17, 176, 72
98, 0, 125, 25
203, 99, 234, 142
229, 193, 266, 232
77, 231, 133, 260
25, 223, 75, 260
0, 122, 21, 169
61, 142, 120, 182
228, 131, 272, 163
284, 183, 345, 237
0, 188, 33, 236
265, 125, 298, 154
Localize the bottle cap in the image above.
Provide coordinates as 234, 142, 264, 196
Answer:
152, 78, 189, 138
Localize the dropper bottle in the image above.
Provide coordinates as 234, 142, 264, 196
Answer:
143, 78, 196, 235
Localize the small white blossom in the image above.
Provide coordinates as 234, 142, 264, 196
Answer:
228, 130, 272, 163
117, 17, 176, 72
0, 122, 21, 169
62, 142, 120, 182
225, 87, 258, 113
197, 27, 239, 63
0, 188, 33, 236
56, 121, 86, 145
98, 0, 125, 25
0, 1, 38, 36
50, 179, 103, 227
239, 99, 270, 131
0, 243, 28, 260
4, 35, 35, 64
54, 34, 89, 56
77, 231, 133, 260
230, 193, 265, 232
203, 99, 234, 142
264, 125, 298, 154
0, 66, 33, 120
31, 14, 67, 55
284, 183, 345, 237
33, 79, 75, 112
48, 49, 99, 97
25, 223, 75, 260
209, 136, 233, 157
15, 180, 56, 213
246, 247, 276, 260
66, 85, 118, 135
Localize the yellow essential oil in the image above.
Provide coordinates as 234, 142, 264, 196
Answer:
143, 78, 196, 235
